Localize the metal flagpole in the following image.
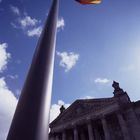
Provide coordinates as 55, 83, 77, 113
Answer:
6, 0, 59, 140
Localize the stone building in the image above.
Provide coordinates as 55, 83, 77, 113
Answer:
49, 81, 140, 140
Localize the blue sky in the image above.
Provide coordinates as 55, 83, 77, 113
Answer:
0, 0, 140, 139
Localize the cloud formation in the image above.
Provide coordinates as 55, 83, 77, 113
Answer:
27, 17, 65, 37
0, 43, 11, 72
10, 7, 40, 37
57, 17, 65, 30
7, 74, 18, 80
57, 51, 79, 72
81, 96, 94, 99
94, 78, 110, 84
10, 5, 20, 16
0, 42, 17, 140
0, 77, 17, 140
50, 100, 70, 123
27, 26, 42, 37
19, 15, 38, 28
10, 6, 65, 37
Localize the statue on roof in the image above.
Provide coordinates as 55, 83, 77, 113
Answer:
112, 81, 124, 96
60, 105, 65, 114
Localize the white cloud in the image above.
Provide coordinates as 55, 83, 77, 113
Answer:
0, 42, 17, 140
10, 5, 20, 16
58, 100, 65, 106
27, 26, 42, 37
57, 17, 65, 30
94, 78, 110, 84
19, 16, 38, 28
7, 74, 18, 80
0, 43, 11, 72
0, 77, 18, 140
50, 100, 70, 123
27, 17, 65, 37
11, 10, 64, 38
15, 89, 21, 98
81, 96, 94, 99
57, 51, 79, 72
11, 22, 19, 29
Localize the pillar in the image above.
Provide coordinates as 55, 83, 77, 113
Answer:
55, 135, 59, 140
80, 131, 86, 140
127, 108, 140, 140
87, 122, 95, 140
117, 113, 131, 140
50, 135, 55, 140
93, 128, 99, 140
52, 136, 55, 140
101, 117, 111, 140
62, 131, 66, 140
74, 127, 79, 140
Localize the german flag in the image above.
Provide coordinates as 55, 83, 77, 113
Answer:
75, 0, 101, 4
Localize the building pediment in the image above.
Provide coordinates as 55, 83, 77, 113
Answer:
50, 97, 117, 128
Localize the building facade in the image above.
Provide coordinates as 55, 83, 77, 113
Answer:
49, 81, 140, 140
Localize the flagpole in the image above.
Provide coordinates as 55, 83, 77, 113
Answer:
6, 0, 59, 140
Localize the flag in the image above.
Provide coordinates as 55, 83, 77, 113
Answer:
75, 0, 101, 4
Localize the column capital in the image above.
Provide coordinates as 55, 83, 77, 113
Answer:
101, 114, 107, 119
86, 118, 92, 124
71, 122, 77, 129
61, 126, 67, 132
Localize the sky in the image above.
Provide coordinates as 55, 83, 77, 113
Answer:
0, 0, 140, 139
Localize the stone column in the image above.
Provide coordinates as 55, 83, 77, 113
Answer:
80, 132, 86, 140
55, 135, 59, 140
62, 131, 66, 140
50, 135, 55, 140
117, 113, 131, 140
74, 127, 79, 140
93, 128, 99, 140
127, 108, 140, 140
52, 136, 55, 140
87, 122, 95, 140
101, 117, 111, 140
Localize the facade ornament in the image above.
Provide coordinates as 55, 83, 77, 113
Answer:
60, 105, 65, 114
112, 81, 124, 96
